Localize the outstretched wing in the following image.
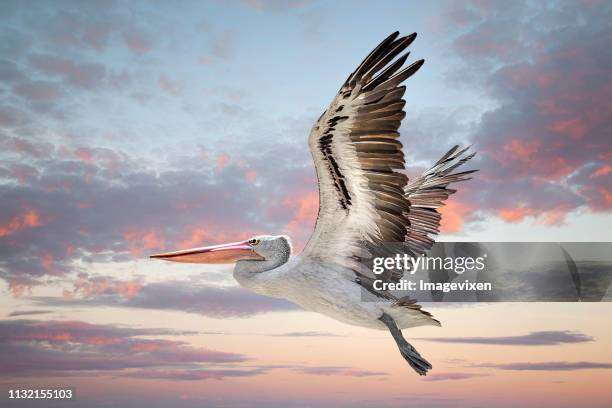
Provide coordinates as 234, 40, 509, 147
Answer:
302, 32, 423, 297
405, 145, 476, 256
301, 32, 477, 303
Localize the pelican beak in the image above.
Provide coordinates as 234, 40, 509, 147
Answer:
150, 241, 264, 264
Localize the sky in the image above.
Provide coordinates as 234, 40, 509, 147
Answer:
0, 0, 611, 407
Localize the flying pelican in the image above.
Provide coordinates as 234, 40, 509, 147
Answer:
151, 32, 476, 375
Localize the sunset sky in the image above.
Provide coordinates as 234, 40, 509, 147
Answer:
1, 0, 611, 407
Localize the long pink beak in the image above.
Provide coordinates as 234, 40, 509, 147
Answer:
150, 241, 264, 264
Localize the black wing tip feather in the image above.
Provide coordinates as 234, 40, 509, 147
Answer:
403, 59, 425, 79
405, 59, 426, 76
389, 31, 416, 41
352, 31, 421, 87
430, 145, 477, 171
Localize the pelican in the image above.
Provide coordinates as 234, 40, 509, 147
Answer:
151, 32, 476, 375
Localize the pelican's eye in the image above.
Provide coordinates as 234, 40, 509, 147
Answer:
248, 238, 260, 246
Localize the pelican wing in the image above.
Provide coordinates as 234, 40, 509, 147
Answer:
302, 32, 423, 297
404, 146, 476, 255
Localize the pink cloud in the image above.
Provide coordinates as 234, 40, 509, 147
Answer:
590, 164, 612, 178
245, 170, 257, 182
216, 153, 230, 172
74, 147, 94, 163
498, 206, 537, 223
40, 253, 55, 271
280, 191, 318, 250
7, 277, 36, 297
549, 118, 588, 139
73, 146, 128, 171
596, 187, 612, 209
454, 2, 611, 228
176, 227, 213, 248
63, 273, 143, 300
9, 164, 39, 184
123, 228, 165, 256
536, 205, 572, 226
439, 199, 474, 233
502, 139, 541, 162
122, 30, 152, 54
506, 64, 557, 88
8, 137, 52, 159
497, 204, 573, 226
0, 209, 43, 237
66, 243, 76, 256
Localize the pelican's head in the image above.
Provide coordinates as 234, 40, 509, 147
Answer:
150, 235, 292, 265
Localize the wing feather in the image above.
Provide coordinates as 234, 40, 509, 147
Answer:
405, 146, 477, 255
303, 33, 421, 297
302, 33, 476, 306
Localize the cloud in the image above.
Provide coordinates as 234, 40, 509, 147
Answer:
0, 105, 30, 128
483, 5, 608, 216
242, 0, 312, 12
438, 199, 474, 233
122, 29, 153, 54
418, 0, 612, 229
13, 80, 62, 102
0, 130, 315, 292
0, 319, 248, 378
9, 3, 118, 53
269, 331, 340, 337
245, 170, 257, 182
62, 273, 142, 300
421, 330, 594, 346
216, 153, 230, 172
422, 372, 490, 382
294, 366, 388, 377
35, 279, 300, 318
0, 2, 425, 297
158, 75, 180, 96
280, 190, 319, 249
0, 320, 392, 385
0, 319, 198, 344
28, 53, 107, 89
7, 310, 52, 317
2, 135, 53, 159
0, 208, 43, 237
124, 368, 266, 381
478, 361, 612, 371
123, 281, 300, 317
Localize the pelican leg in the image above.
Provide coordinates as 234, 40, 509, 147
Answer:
379, 312, 432, 375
